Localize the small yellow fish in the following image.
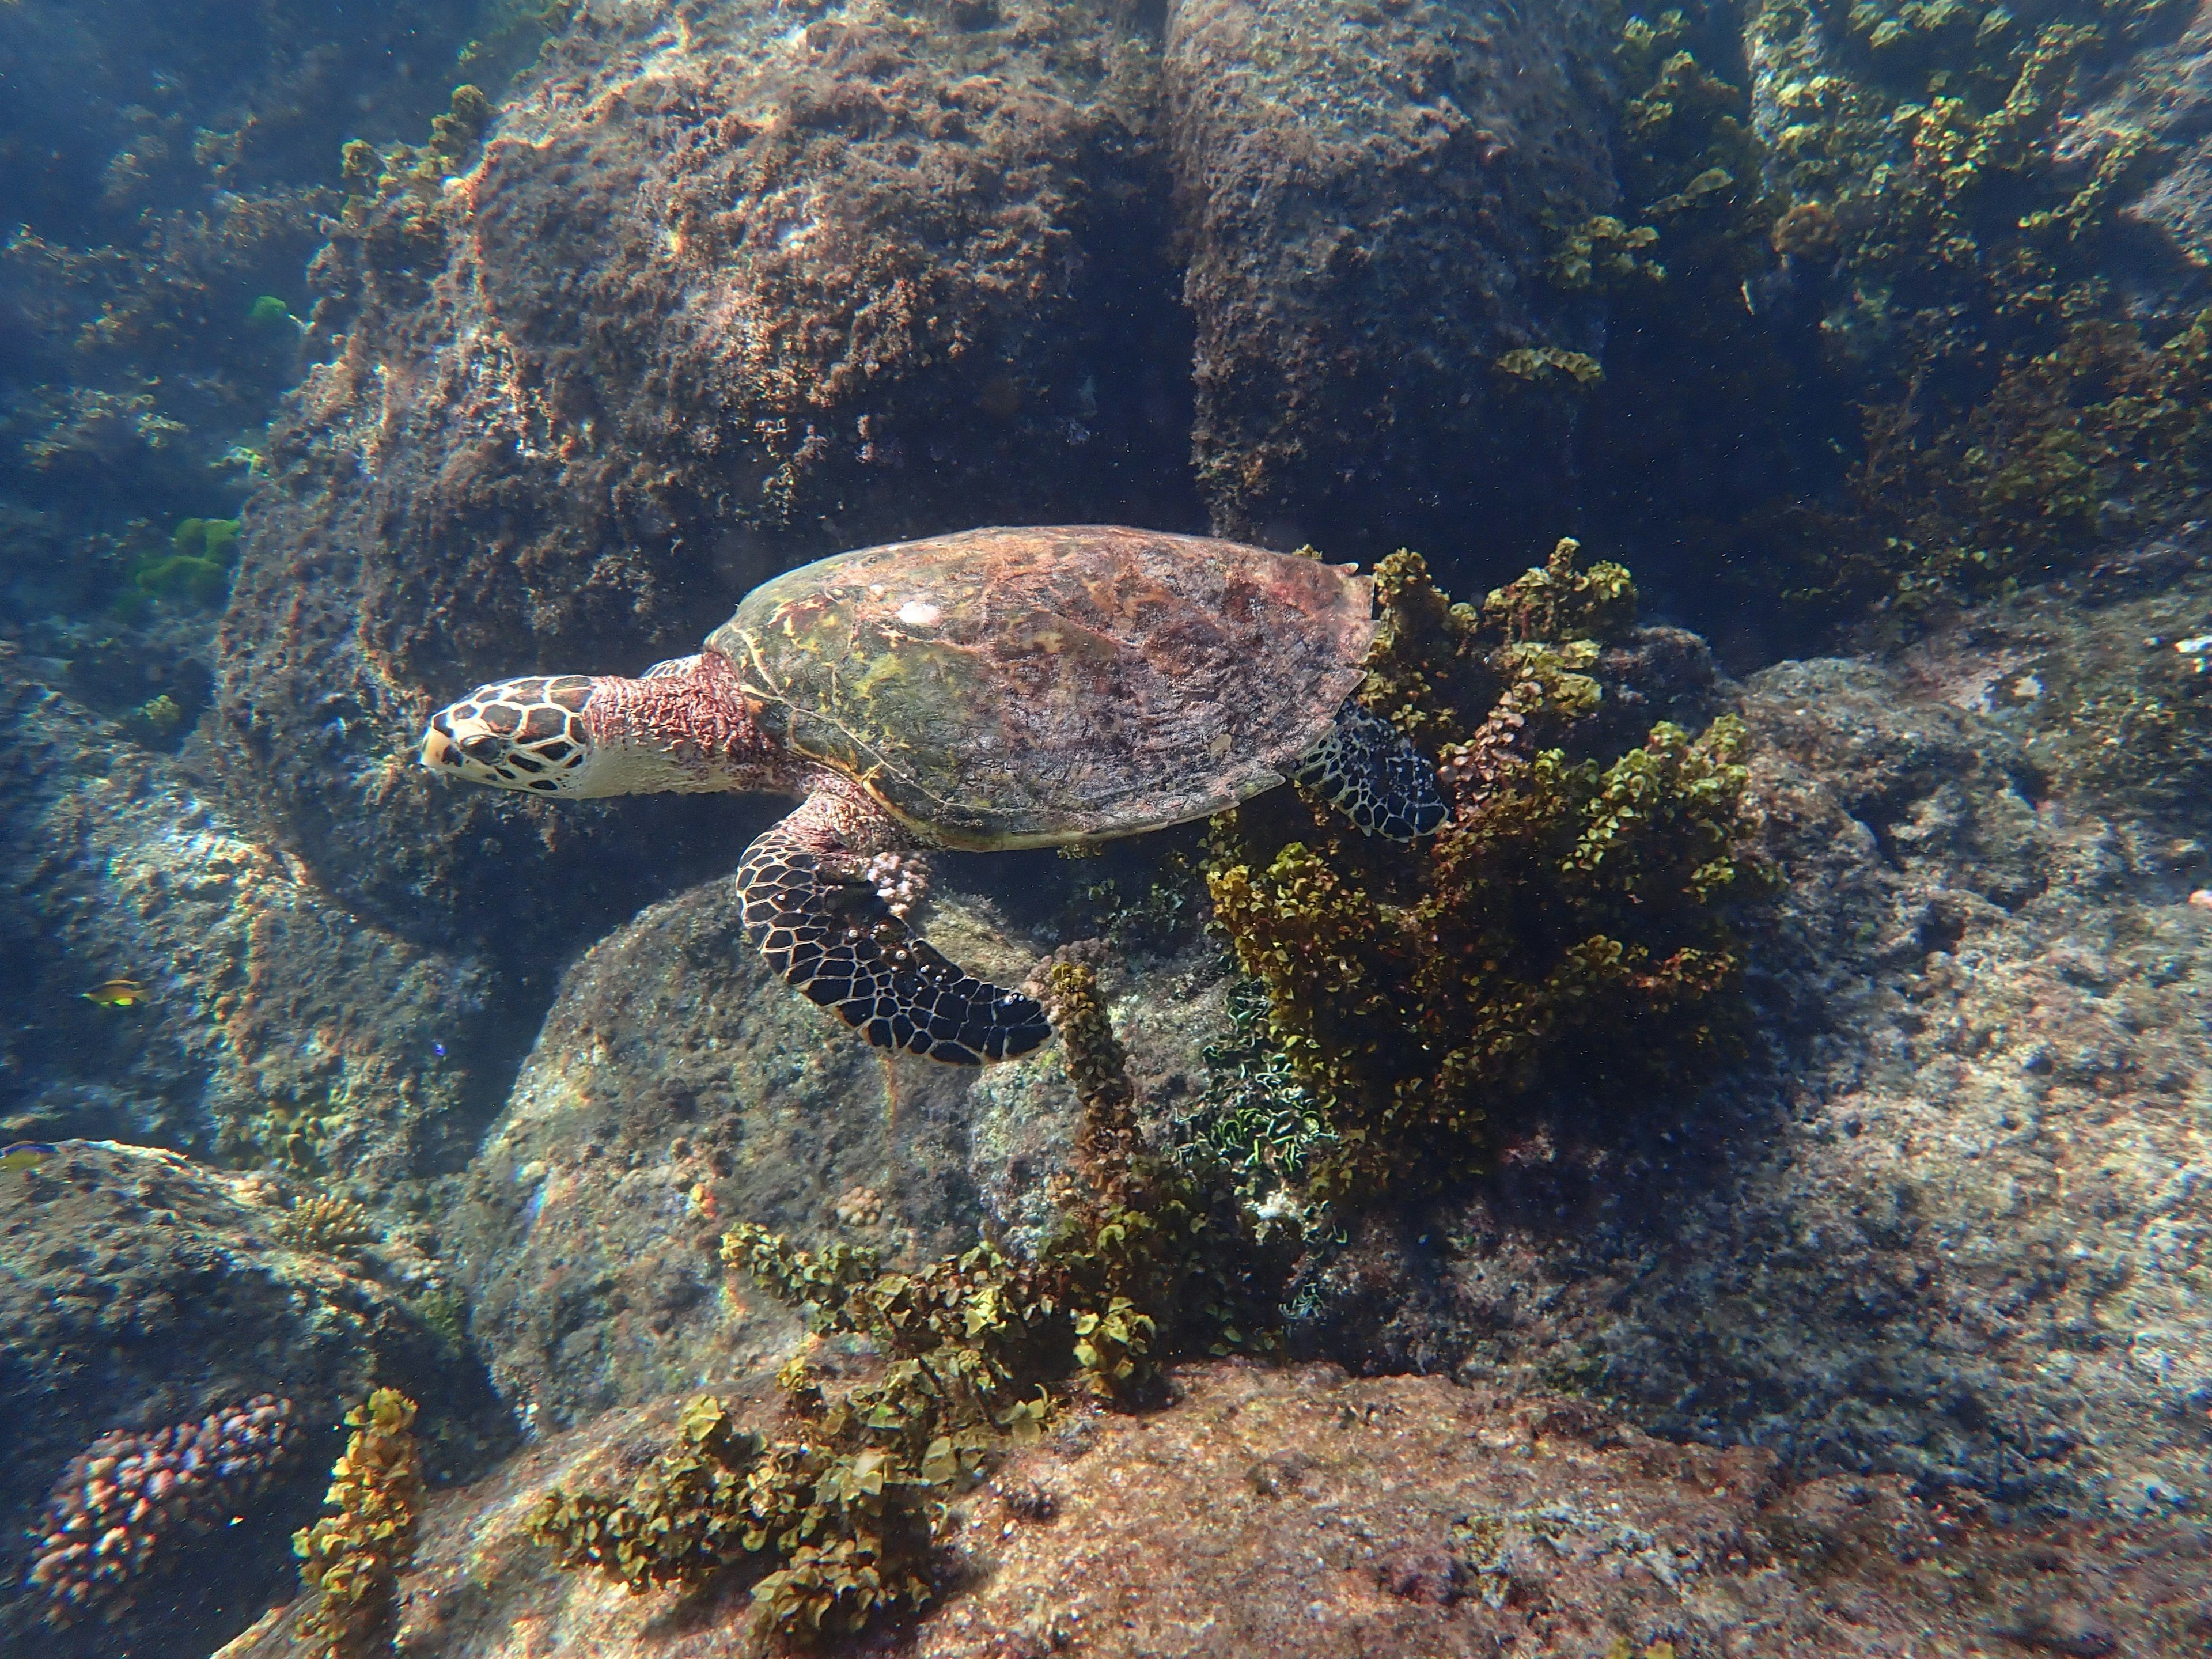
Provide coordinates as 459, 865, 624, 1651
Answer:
0, 1142, 56, 1173
83, 978, 149, 1009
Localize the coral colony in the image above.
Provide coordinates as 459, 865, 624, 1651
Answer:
28, 1396, 300, 1621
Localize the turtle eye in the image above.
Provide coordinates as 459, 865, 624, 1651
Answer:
461, 735, 504, 764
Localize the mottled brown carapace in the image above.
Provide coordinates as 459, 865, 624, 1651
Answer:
709, 524, 1376, 847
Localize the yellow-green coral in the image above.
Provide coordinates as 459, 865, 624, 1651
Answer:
293, 1389, 422, 1659
274, 1194, 380, 1252
1205, 546, 1767, 1201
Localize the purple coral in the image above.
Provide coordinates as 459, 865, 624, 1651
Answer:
26, 1393, 300, 1621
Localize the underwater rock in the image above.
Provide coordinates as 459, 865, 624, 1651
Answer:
445, 874, 1044, 1432
0, 1141, 505, 1659
213, 1361, 2209, 1658
1290, 594, 2212, 1513
213, 0, 1195, 964
1165, 0, 1616, 562
0, 648, 498, 1178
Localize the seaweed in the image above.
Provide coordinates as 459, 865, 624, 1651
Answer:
293, 1390, 423, 1659
528, 961, 1272, 1638
1205, 545, 1769, 1202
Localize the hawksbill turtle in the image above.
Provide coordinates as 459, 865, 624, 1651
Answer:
421, 525, 1446, 1064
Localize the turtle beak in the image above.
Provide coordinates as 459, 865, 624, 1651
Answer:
421, 725, 462, 772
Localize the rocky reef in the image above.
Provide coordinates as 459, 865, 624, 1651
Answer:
215, 1362, 2211, 1658
0, 1141, 506, 1659
7, 0, 2212, 1653
1165, 0, 1616, 558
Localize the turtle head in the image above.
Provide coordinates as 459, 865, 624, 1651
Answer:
421, 676, 610, 797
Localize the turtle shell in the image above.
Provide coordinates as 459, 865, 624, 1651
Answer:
706, 525, 1376, 849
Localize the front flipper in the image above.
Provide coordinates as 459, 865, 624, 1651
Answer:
734, 794, 1050, 1065
1294, 702, 1450, 840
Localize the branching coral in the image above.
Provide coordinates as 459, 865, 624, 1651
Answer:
293, 1389, 423, 1659
1205, 545, 1767, 1202
29, 1395, 299, 1622
274, 1193, 381, 1252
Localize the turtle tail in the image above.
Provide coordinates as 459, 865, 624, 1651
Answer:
1294, 702, 1450, 840
734, 796, 1051, 1064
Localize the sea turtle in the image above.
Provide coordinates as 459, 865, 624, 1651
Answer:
421, 525, 1446, 1063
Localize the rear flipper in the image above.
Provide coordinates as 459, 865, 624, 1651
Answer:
1294, 702, 1450, 840
734, 794, 1050, 1064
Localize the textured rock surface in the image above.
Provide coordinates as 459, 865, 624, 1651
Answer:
0, 645, 498, 1176
445, 873, 1052, 1431
1281, 550, 2212, 1516
214, 0, 1195, 963
0, 1141, 506, 1659
1165, 0, 1615, 562
217, 1361, 2210, 1658
428, 548, 2212, 1516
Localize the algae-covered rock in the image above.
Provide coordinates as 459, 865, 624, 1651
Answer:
445, 874, 1046, 1431
1287, 581, 2212, 1515
0, 647, 499, 1180
1165, 0, 1617, 560
213, 0, 1192, 965
0, 1142, 505, 1659
213, 1362, 2209, 1658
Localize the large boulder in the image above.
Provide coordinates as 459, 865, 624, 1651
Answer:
444, 872, 1050, 1430
218, 1361, 2207, 1658
1165, 0, 1616, 562
213, 0, 1193, 964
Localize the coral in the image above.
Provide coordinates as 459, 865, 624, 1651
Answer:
1190, 976, 1335, 1228
1495, 347, 1605, 387
274, 1193, 381, 1252
27, 1395, 300, 1622
1205, 546, 1767, 1201
832, 1184, 885, 1229
293, 1388, 423, 1659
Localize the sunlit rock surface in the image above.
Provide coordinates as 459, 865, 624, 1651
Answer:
445, 875, 1049, 1430
217, 1362, 2208, 1659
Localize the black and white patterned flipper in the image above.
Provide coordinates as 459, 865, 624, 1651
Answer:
1294, 702, 1450, 840
734, 796, 1050, 1065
